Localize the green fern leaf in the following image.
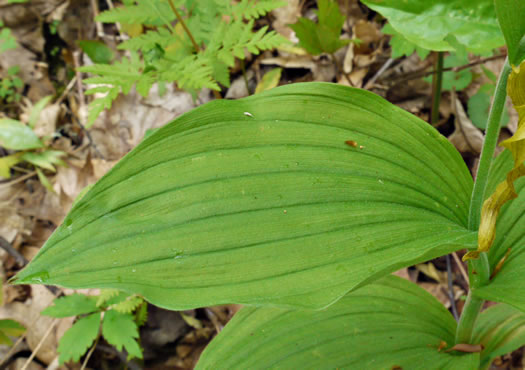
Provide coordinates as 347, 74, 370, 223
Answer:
160, 55, 219, 90
102, 311, 142, 359
58, 313, 101, 365
135, 302, 148, 326
96, 0, 174, 26
118, 28, 175, 52
84, 86, 119, 128
233, 0, 286, 20
111, 295, 144, 314
96, 289, 121, 307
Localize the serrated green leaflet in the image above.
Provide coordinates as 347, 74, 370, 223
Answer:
14, 82, 476, 310
495, 0, 525, 65
361, 0, 504, 53
197, 276, 479, 369
58, 312, 100, 364
473, 151, 525, 311
42, 293, 99, 318
102, 310, 142, 359
473, 303, 525, 370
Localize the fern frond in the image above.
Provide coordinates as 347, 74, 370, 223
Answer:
96, 0, 175, 25
80, 55, 146, 127
111, 295, 144, 314
84, 86, 119, 128
160, 55, 219, 90
118, 28, 175, 52
232, 0, 287, 20
97, 289, 121, 307
215, 20, 287, 66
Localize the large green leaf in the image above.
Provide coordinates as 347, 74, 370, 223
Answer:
14, 82, 476, 310
473, 150, 525, 311
495, 0, 525, 65
473, 303, 525, 370
197, 276, 478, 369
361, 0, 504, 53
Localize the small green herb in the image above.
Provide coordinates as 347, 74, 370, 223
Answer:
43, 291, 146, 365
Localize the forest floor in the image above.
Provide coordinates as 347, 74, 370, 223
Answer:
0, 0, 522, 369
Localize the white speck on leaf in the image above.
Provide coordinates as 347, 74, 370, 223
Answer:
244, 112, 253, 117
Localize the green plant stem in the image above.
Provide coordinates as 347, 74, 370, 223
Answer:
455, 59, 511, 345
166, 0, 222, 100
467, 59, 511, 230
430, 52, 444, 125
167, 0, 200, 53
455, 291, 484, 344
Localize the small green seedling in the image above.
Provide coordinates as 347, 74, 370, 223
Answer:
0, 96, 66, 191
289, 0, 353, 55
42, 290, 146, 364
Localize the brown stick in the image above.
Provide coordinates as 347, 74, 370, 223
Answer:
393, 54, 506, 84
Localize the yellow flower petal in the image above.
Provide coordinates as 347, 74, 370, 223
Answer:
464, 61, 525, 261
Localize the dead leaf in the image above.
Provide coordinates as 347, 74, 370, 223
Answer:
271, 0, 301, 42
6, 358, 44, 370
0, 286, 58, 364
449, 95, 484, 154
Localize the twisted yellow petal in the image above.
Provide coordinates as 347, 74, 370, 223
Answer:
464, 61, 525, 261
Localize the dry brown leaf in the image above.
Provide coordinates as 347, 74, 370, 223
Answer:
89, 85, 209, 160
271, 0, 301, 42
0, 184, 29, 243
0, 286, 58, 364
261, 55, 316, 70
343, 43, 354, 74
449, 96, 484, 154
6, 358, 44, 370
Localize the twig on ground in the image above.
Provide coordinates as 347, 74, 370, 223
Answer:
81, 331, 101, 370
90, 0, 105, 38
364, 57, 395, 89
0, 171, 37, 189
393, 54, 506, 84
446, 254, 459, 321
55, 76, 77, 105
331, 53, 353, 86
452, 252, 469, 283
0, 236, 28, 266
20, 319, 59, 370
72, 51, 87, 124
104, 0, 123, 35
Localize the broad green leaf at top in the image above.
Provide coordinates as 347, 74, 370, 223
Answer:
14, 82, 476, 310
495, 0, 525, 65
197, 276, 479, 369
361, 0, 504, 53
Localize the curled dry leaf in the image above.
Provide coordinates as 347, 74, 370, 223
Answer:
464, 61, 525, 260
448, 95, 484, 154
90, 84, 209, 159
